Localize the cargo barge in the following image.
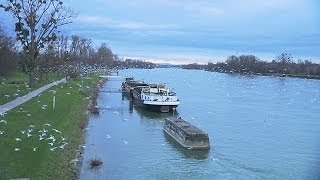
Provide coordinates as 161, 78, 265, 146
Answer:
122, 77, 180, 112
163, 117, 210, 150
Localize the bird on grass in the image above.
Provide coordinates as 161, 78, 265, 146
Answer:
0, 120, 7, 124
33, 147, 37, 152
70, 158, 79, 164
0, 131, 4, 135
29, 124, 35, 128
27, 133, 32, 138
15, 138, 22, 142
59, 143, 68, 149
50, 147, 58, 151
43, 123, 51, 127
21, 130, 25, 134
61, 136, 67, 141
48, 142, 54, 146
46, 135, 55, 141
14, 148, 20, 151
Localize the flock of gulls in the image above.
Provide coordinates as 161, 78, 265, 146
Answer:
0, 112, 68, 153
0, 64, 113, 166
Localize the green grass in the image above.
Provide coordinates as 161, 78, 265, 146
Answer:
0, 75, 100, 179
0, 72, 64, 105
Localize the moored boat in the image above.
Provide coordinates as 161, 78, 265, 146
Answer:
122, 77, 180, 112
163, 117, 210, 150
131, 83, 180, 112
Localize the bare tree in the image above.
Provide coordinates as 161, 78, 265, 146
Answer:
0, 0, 73, 87
0, 25, 17, 76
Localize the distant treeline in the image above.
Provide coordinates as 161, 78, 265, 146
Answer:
183, 54, 320, 78
0, 25, 154, 77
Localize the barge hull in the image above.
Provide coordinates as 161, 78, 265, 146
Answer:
164, 117, 210, 150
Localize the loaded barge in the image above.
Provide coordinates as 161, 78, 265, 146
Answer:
163, 117, 210, 150
122, 77, 180, 112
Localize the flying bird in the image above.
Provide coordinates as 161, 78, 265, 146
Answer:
70, 158, 79, 164
50, 147, 58, 151
52, 128, 62, 134
39, 135, 44, 141
61, 136, 67, 141
59, 143, 68, 149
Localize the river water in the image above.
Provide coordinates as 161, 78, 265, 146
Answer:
79, 68, 320, 180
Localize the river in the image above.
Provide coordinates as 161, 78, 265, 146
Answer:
79, 68, 320, 180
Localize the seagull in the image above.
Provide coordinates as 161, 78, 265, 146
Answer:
27, 133, 32, 137
27, 114, 31, 117
67, 92, 71, 95
61, 136, 67, 141
37, 100, 41, 103
50, 147, 58, 151
27, 129, 33, 133
47, 135, 55, 140
70, 158, 79, 164
21, 130, 26, 134
48, 142, 54, 146
52, 128, 62, 134
33, 147, 37, 152
39, 135, 44, 141
123, 140, 128, 145
0, 120, 7, 124
15, 138, 22, 142
0, 131, 4, 135
14, 148, 21, 151
106, 134, 111, 139
44, 123, 51, 127
59, 143, 68, 149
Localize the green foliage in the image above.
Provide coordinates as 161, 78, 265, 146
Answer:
0, 0, 73, 87
0, 74, 99, 179
0, 72, 63, 105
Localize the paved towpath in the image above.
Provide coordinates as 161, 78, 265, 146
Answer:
0, 78, 66, 115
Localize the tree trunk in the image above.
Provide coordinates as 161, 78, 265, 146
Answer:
29, 71, 36, 88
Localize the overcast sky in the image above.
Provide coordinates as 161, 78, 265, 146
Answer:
1, 0, 320, 64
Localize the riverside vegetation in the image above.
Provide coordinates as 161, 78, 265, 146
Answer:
0, 73, 101, 179
183, 54, 320, 79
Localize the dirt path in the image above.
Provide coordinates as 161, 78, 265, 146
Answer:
0, 78, 66, 114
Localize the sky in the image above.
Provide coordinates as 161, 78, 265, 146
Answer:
1, 0, 320, 64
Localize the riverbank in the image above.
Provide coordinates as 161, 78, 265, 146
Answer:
0, 74, 101, 179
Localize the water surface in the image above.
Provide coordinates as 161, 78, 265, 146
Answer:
80, 68, 320, 179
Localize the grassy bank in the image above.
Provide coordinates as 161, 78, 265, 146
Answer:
0, 72, 64, 105
0, 74, 101, 179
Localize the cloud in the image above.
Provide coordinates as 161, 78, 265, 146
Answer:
77, 15, 179, 30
